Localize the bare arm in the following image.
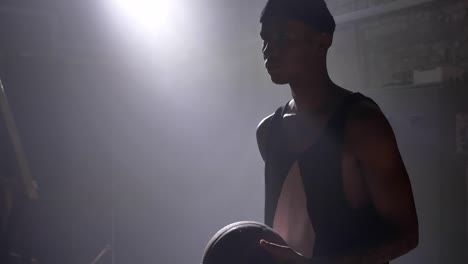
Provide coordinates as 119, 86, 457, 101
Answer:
328, 105, 419, 264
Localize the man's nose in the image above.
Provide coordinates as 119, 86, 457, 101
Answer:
262, 41, 280, 59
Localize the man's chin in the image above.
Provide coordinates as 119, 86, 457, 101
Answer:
271, 77, 289, 85
269, 73, 289, 85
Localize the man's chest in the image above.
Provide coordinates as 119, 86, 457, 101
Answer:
280, 114, 371, 209
281, 113, 326, 155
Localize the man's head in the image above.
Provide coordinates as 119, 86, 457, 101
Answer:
260, 0, 335, 84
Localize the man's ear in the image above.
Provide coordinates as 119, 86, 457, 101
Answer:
318, 33, 333, 56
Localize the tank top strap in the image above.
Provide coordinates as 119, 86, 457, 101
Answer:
326, 92, 378, 139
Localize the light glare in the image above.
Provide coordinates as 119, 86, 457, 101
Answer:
112, 0, 172, 35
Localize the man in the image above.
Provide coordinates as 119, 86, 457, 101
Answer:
255, 0, 419, 263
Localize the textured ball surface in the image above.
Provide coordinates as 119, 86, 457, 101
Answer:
202, 221, 286, 264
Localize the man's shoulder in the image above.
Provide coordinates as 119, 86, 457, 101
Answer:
256, 112, 275, 147
345, 95, 395, 149
346, 94, 385, 126
256, 112, 276, 162
257, 100, 291, 133
257, 113, 275, 134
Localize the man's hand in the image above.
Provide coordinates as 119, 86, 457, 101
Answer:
260, 239, 309, 264
259, 240, 341, 264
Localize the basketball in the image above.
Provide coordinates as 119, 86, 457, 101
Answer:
202, 221, 286, 264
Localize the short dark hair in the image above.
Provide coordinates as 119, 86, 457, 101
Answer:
260, 0, 336, 35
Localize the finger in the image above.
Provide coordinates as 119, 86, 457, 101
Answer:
259, 239, 290, 249
259, 239, 292, 258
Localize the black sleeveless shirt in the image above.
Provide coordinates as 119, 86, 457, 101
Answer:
264, 93, 391, 262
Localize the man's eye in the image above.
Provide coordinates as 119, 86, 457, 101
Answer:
261, 33, 297, 49
282, 34, 298, 41
262, 38, 272, 46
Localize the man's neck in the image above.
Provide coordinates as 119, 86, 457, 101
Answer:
289, 74, 342, 115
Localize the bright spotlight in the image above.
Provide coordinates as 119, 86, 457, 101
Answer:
111, 0, 173, 35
